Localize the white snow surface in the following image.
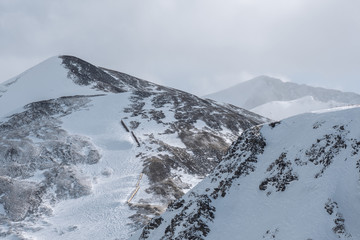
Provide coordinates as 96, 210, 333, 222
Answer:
204, 75, 360, 120
134, 106, 360, 240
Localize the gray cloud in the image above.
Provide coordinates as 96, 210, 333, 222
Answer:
1, 0, 359, 95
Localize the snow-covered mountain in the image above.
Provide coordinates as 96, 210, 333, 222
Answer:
204, 76, 360, 120
133, 105, 360, 240
0, 56, 267, 240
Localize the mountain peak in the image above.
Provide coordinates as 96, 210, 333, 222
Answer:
248, 75, 284, 83
0, 56, 103, 119
0, 56, 267, 239
204, 75, 360, 119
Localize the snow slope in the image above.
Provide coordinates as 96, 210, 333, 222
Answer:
134, 106, 360, 240
204, 76, 360, 120
0, 57, 99, 120
0, 56, 267, 240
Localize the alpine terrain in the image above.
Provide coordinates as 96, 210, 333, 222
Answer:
204, 76, 360, 120
0, 56, 267, 239
133, 106, 360, 240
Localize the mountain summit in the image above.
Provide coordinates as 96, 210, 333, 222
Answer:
204, 76, 360, 120
0, 55, 267, 239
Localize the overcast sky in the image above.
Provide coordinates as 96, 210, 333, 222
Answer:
1, 0, 359, 96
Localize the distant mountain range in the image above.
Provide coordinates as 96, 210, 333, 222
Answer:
204, 76, 360, 120
0, 56, 266, 239
133, 105, 360, 239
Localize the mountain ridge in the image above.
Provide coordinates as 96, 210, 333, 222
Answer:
133, 106, 360, 239
0, 55, 267, 239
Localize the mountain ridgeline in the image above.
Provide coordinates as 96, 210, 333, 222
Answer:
204, 76, 360, 120
133, 106, 360, 239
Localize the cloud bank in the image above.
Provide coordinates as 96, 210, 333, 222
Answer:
1, 0, 359, 95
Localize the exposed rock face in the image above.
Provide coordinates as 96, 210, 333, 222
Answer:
0, 55, 267, 239
134, 107, 360, 240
